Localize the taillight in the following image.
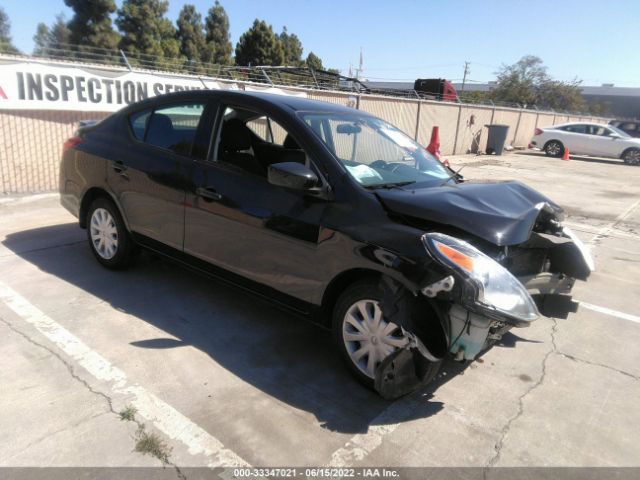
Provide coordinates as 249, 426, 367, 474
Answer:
63, 136, 82, 153
534, 128, 543, 136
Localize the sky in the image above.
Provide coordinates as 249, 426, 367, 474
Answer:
2, 0, 640, 87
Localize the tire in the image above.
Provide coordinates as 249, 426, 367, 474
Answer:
332, 279, 442, 390
86, 197, 134, 269
544, 140, 564, 157
622, 148, 640, 165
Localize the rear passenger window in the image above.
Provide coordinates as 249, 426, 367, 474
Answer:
132, 102, 206, 156
129, 109, 152, 140
147, 103, 206, 155
563, 125, 587, 134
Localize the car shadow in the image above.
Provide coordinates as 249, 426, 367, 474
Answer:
2, 222, 525, 434
517, 150, 627, 167
494, 331, 543, 348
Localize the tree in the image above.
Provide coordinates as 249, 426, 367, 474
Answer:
117, 0, 180, 64
33, 14, 71, 56
177, 4, 206, 63
537, 79, 586, 112
305, 51, 323, 71
0, 7, 20, 54
33, 24, 50, 56
204, 0, 233, 65
278, 27, 303, 66
459, 90, 490, 105
491, 55, 585, 111
235, 19, 284, 66
587, 100, 611, 116
490, 55, 547, 106
64, 0, 120, 52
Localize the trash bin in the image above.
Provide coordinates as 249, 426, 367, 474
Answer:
485, 124, 510, 155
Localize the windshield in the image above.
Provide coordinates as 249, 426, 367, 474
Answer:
300, 112, 451, 188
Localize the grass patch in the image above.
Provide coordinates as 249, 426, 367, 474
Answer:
135, 425, 172, 465
119, 405, 137, 422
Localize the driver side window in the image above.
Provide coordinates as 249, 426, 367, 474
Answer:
213, 106, 310, 179
246, 116, 289, 146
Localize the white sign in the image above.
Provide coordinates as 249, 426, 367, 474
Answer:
0, 59, 305, 112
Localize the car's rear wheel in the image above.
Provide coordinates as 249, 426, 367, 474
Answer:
332, 279, 440, 390
544, 140, 564, 157
86, 197, 134, 269
622, 148, 640, 165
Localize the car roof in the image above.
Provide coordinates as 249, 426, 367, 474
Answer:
551, 122, 609, 128
120, 89, 363, 116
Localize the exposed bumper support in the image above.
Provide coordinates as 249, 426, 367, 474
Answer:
520, 272, 580, 319
374, 330, 440, 399
533, 294, 579, 319
520, 272, 575, 295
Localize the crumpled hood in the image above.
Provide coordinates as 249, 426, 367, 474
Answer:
376, 180, 563, 246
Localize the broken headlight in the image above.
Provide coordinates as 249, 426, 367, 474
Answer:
423, 233, 539, 323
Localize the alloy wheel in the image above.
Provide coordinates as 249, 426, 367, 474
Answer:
90, 208, 119, 260
342, 299, 408, 379
546, 141, 562, 156
624, 150, 640, 165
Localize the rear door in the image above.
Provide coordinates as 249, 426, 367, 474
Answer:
108, 100, 210, 250
184, 104, 330, 304
558, 124, 590, 154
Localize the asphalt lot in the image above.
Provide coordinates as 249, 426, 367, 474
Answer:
0, 151, 639, 470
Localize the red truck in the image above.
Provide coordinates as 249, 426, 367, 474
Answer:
414, 78, 459, 102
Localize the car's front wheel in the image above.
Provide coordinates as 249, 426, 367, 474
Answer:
332, 279, 440, 390
86, 197, 134, 269
622, 148, 640, 165
544, 140, 564, 157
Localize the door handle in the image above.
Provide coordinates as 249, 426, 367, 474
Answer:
113, 161, 128, 177
196, 187, 223, 202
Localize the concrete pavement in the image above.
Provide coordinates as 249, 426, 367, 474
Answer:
0, 151, 639, 472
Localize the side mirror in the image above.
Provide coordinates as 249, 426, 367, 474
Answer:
609, 133, 621, 139
268, 162, 319, 191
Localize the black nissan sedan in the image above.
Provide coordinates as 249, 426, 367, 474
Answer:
60, 90, 593, 398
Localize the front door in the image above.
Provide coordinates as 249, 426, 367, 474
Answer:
585, 125, 623, 158
184, 105, 330, 304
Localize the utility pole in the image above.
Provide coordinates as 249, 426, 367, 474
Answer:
354, 47, 364, 80
461, 61, 470, 92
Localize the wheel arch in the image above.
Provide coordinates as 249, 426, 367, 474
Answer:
79, 187, 128, 230
320, 268, 384, 325
319, 267, 449, 344
620, 146, 640, 159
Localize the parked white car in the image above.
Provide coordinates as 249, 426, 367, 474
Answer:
529, 122, 640, 165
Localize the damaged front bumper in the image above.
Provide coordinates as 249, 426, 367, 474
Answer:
372, 227, 594, 399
